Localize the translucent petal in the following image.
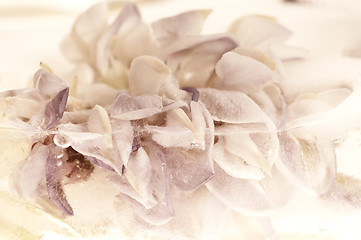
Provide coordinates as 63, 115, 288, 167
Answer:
111, 119, 133, 167
190, 101, 206, 149
0, 94, 42, 120
61, 3, 108, 63
249, 84, 286, 126
88, 105, 112, 147
233, 47, 277, 70
228, 15, 292, 48
113, 22, 155, 68
18, 143, 48, 198
206, 163, 292, 215
213, 138, 265, 180
128, 55, 179, 99
43, 88, 69, 130
224, 132, 273, 176
74, 82, 119, 108
199, 88, 276, 128
33, 69, 68, 99
96, 3, 141, 76
117, 194, 173, 226
162, 146, 214, 192
57, 123, 122, 175
163, 34, 238, 87
46, 145, 74, 216
278, 130, 337, 194
146, 125, 195, 148
322, 174, 361, 208
151, 9, 211, 46
214, 51, 273, 94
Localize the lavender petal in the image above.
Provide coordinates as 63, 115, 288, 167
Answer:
43, 88, 69, 130
46, 145, 74, 216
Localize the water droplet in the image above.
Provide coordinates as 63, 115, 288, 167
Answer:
54, 133, 71, 148
190, 142, 199, 149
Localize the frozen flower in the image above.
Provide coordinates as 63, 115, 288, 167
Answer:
62, 3, 238, 89
2, 2, 361, 240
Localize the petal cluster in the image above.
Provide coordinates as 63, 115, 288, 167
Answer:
0, 3, 359, 240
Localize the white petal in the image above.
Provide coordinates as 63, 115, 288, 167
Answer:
118, 194, 173, 225
111, 119, 133, 167
128, 55, 179, 99
88, 105, 112, 147
151, 9, 211, 46
215, 51, 273, 94
163, 34, 239, 87
96, 3, 141, 75
125, 147, 155, 206
146, 125, 195, 149
199, 88, 276, 128
75, 82, 119, 108
206, 163, 271, 215
228, 15, 292, 48
163, 147, 214, 192
33, 69, 68, 99
206, 163, 291, 215
61, 3, 108, 63
113, 22, 155, 68
190, 101, 206, 149
19, 143, 48, 198
278, 130, 336, 194
224, 132, 273, 176
213, 138, 265, 180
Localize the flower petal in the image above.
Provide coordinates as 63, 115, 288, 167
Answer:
46, 145, 74, 216
96, 3, 141, 76
199, 88, 276, 127
146, 125, 195, 149
33, 69, 68, 99
228, 15, 292, 48
206, 163, 291, 215
61, 3, 108, 63
278, 130, 336, 194
43, 87, 69, 130
18, 143, 48, 198
151, 9, 211, 46
214, 51, 273, 94
213, 137, 265, 180
111, 119, 133, 167
128, 55, 179, 99
162, 34, 238, 87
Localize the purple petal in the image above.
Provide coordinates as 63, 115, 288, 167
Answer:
46, 145, 74, 216
43, 88, 69, 129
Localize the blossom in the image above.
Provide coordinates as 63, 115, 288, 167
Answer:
1, 3, 361, 240
61, 3, 238, 89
